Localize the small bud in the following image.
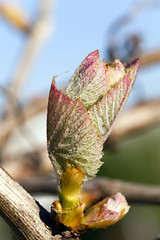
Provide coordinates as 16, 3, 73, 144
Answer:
81, 193, 130, 230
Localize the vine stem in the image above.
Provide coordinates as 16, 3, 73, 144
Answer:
0, 167, 80, 240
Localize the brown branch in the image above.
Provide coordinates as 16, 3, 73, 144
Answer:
105, 99, 160, 147
1, 98, 160, 148
83, 177, 160, 205
0, 167, 80, 240
2, 0, 56, 117
1, 98, 160, 180
19, 176, 160, 205
107, 0, 160, 62
0, 97, 47, 144
10, 0, 56, 97
1, 147, 53, 180
141, 50, 160, 67
1, 167, 159, 239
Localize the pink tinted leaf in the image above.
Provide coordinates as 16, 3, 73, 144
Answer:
47, 78, 103, 180
65, 50, 111, 109
89, 58, 140, 142
81, 193, 130, 229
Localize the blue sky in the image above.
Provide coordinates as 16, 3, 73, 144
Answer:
0, 0, 160, 107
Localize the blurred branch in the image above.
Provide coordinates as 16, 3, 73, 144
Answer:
83, 177, 160, 205
0, 1, 31, 32
109, 0, 160, 36
1, 169, 160, 239
11, 0, 55, 94
140, 50, 160, 67
155, 235, 160, 240
105, 99, 160, 147
1, 97, 160, 179
6, 0, 56, 114
107, 0, 160, 62
0, 167, 80, 240
1, 97, 160, 148
19, 174, 58, 194
2, 147, 52, 180
19, 176, 160, 205
0, 97, 47, 144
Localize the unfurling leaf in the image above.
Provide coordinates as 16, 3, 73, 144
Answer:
47, 78, 103, 180
66, 51, 139, 142
47, 50, 140, 231
47, 51, 139, 181
65, 50, 111, 109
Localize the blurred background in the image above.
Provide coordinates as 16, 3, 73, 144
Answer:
0, 0, 160, 239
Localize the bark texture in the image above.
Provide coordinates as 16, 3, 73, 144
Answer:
0, 167, 80, 240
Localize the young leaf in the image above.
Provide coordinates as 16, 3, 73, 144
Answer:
88, 58, 140, 142
65, 50, 111, 109
66, 51, 139, 143
47, 52, 139, 180
47, 78, 103, 180
48, 51, 140, 231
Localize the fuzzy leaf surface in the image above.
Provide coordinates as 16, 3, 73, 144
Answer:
65, 50, 111, 109
47, 79, 103, 180
82, 193, 130, 230
47, 51, 139, 181
88, 58, 140, 142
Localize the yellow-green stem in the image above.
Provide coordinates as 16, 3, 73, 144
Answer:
55, 164, 85, 230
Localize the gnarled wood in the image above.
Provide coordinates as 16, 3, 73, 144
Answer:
0, 167, 80, 240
